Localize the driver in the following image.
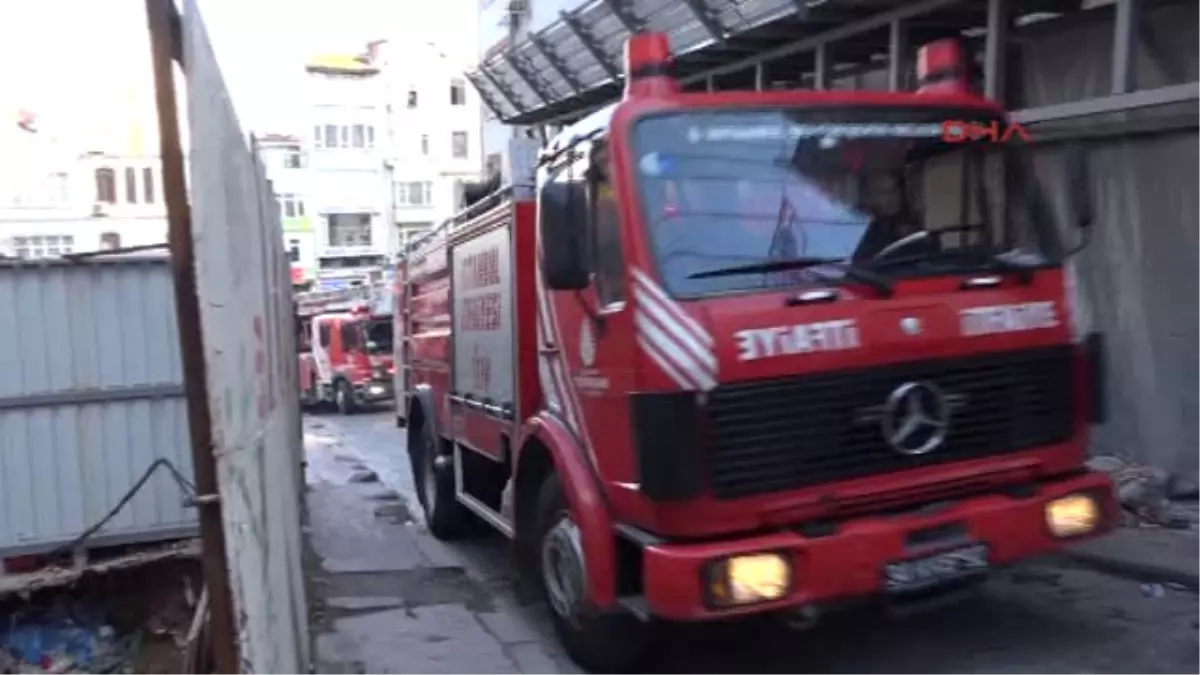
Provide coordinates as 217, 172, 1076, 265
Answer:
852, 173, 922, 260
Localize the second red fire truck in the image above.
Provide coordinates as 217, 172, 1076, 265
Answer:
393, 32, 1115, 672
296, 282, 395, 414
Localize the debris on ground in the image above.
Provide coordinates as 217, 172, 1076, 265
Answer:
347, 469, 379, 484
1087, 456, 1199, 529
0, 556, 202, 674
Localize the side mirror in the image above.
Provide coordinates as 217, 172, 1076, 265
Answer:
366, 340, 379, 352
1064, 146, 1093, 231
539, 181, 590, 290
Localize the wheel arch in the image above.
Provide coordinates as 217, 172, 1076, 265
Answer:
514, 412, 618, 608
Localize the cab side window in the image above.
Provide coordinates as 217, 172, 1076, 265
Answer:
341, 322, 361, 351
318, 323, 332, 347
589, 146, 624, 306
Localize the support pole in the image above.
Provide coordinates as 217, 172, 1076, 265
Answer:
754, 62, 766, 91
144, 0, 238, 671
888, 18, 908, 91
814, 43, 830, 90
1112, 0, 1140, 94
984, 0, 1008, 101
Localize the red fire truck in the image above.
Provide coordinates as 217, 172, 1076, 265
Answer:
394, 33, 1114, 672
296, 282, 395, 414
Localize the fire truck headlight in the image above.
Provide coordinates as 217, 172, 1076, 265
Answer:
704, 552, 792, 608
1045, 493, 1100, 538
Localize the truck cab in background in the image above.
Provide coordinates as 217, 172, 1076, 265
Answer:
296, 284, 395, 414
395, 32, 1114, 673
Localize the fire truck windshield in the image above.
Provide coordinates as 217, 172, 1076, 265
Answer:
364, 318, 393, 354
629, 106, 1063, 297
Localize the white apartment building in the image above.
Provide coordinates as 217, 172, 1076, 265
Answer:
0, 108, 168, 259
371, 39, 484, 253
257, 133, 315, 288
304, 54, 391, 291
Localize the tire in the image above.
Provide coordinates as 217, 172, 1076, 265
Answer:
334, 380, 356, 415
534, 473, 650, 673
412, 417, 472, 540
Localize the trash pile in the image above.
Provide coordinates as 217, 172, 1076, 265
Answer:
0, 558, 202, 674
0, 605, 134, 674
1089, 455, 1200, 529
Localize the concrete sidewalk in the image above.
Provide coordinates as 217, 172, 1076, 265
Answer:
301, 424, 578, 674
1063, 526, 1199, 590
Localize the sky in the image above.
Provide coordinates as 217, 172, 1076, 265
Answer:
0, 0, 478, 137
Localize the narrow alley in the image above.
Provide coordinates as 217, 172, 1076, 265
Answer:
303, 411, 1199, 674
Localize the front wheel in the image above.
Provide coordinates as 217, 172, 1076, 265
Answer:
334, 380, 356, 415
534, 473, 650, 673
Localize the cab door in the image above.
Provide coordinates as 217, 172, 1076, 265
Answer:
549, 142, 638, 484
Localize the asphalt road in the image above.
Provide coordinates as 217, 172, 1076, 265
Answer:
307, 410, 1199, 674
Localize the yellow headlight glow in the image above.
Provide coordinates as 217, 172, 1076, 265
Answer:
708, 552, 792, 607
1045, 493, 1100, 538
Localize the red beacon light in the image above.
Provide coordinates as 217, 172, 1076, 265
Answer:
915, 38, 977, 96
624, 32, 680, 98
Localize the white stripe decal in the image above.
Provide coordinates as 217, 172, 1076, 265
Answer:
636, 335, 697, 392
632, 267, 718, 392
635, 295, 717, 371
540, 264, 592, 451
533, 264, 577, 431
635, 318, 716, 391
632, 269, 713, 346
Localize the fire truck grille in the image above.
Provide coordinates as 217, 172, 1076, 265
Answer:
702, 346, 1076, 500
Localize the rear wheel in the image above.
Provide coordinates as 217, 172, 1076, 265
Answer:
413, 417, 472, 539
335, 380, 356, 415
534, 473, 650, 673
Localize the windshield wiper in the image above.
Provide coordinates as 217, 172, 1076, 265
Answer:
688, 257, 894, 297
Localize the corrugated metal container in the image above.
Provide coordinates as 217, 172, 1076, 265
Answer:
0, 254, 197, 556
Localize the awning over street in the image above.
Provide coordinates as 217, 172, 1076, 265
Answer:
466, 0, 1088, 127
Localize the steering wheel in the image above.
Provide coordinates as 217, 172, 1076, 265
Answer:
868, 224, 984, 265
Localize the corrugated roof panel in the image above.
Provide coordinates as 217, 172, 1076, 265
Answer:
716, 0, 797, 33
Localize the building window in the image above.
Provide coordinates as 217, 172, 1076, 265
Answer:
287, 239, 301, 262
451, 131, 469, 159
279, 194, 305, 218
95, 167, 116, 204
327, 213, 372, 247
314, 125, 323, 148
352, 124, 365, 148
450, 78, 467, 106
324, 124, 337, 148
367, 126, 375, 148
12, 235, 75, 259
143, 167, 155, 203
394, 181, 433, 208
420, 134, 429, 155
407, 89, 418, 108
340, 125, 350, 147
124, 167, 138, 203
285, 151, 303, 168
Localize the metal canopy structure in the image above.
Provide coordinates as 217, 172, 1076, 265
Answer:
468, 0, 1196, 128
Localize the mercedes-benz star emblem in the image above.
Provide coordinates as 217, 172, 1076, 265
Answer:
881, 381, 951, 456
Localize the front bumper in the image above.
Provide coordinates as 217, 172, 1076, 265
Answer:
639, 470, 1116, 621
354, 379, 393, 403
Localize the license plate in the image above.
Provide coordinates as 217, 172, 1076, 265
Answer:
883, 543, 989, 594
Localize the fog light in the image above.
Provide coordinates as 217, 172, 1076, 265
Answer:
1046, 493, 1100, 538
705, 552, 792, 608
